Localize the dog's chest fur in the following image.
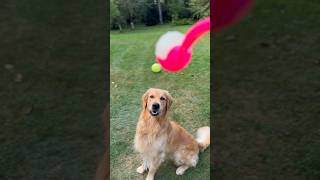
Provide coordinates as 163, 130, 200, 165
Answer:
134, 118, 169, 156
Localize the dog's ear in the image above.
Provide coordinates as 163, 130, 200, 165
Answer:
164, 91, 173, 113
142, 89, 150, 110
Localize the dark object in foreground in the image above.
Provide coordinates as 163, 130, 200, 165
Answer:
95, 105, 109, 180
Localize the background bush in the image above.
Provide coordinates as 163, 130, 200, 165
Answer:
172, 18, 194, 26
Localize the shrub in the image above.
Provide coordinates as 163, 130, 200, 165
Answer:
172, 18, 194, 26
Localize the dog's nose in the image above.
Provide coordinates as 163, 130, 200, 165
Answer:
152, 103, 160, 110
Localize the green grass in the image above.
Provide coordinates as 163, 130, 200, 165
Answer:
213, 0, 320, 179
0, 0, 106, 179
110, 25, 210, 179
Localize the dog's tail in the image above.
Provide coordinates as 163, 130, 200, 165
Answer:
196, 126, 210, 152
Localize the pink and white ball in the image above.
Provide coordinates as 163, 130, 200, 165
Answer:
155, 31, 185, 61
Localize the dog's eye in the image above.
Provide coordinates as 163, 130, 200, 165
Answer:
160, 97, 165, 101
150, 95, 154, 98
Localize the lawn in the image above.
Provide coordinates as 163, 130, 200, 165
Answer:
213, 0, 320, 179
0, 0, 106, 179
110, 25, 210, 179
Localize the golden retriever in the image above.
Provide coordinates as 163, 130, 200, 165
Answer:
134, 88, 210, 180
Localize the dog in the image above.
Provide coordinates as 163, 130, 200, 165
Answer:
134, 88, 210, 180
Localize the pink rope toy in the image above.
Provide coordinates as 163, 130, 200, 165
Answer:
155, 0, 254, 73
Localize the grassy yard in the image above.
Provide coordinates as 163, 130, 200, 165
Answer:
0, 0, 106, 179
213, 0, 320, 179
110, 25, 210, 179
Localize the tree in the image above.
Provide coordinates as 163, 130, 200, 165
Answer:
155, 0, 163, 24
138, 0, 161, 26
167, 0, 192, 21
110, 0, 123, 31
189, 0, 210, 19
167, 0, 183, 21
115, 0, 139, 29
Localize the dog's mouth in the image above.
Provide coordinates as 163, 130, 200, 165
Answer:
150, 110, 160, 116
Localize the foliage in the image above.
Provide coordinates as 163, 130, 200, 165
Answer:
142, 2, 159, 26
110, 0, 207, 29
116, 0, 138, 23
166, 0, 193, 20
172, 18, 194, 25
189, 0, 210, 19
110, 0, 121, 27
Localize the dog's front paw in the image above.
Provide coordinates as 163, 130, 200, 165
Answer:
145, 175, 154, 180
176, 166, 189, 175
176, 169, 184, 175
137, 165, 146, 174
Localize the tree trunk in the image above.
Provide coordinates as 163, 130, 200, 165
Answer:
157, 0, 163, 24
118, 23, 122, 32
130, 22, 135, 30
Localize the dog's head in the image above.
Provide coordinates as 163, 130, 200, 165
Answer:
142, 88, 173, 118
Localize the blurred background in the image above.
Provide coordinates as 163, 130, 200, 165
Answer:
213, 0, 320, 179
0, 0, 107, 179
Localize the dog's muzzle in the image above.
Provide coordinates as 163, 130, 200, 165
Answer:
150, 103, 160, 116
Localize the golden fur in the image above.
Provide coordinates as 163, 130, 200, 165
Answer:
134, 88, 210, 180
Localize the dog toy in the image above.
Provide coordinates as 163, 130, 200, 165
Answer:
154, 0, 254, 73
155, 17, 210, 73
151, 63, 161, 73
